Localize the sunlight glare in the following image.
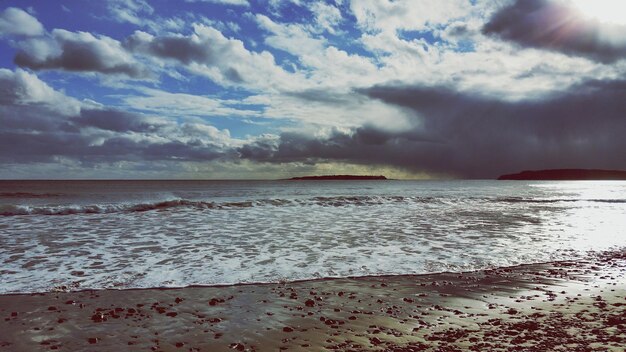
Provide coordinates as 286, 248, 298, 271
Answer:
570, 0, 626, 25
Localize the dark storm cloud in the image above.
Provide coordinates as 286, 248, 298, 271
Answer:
125, 34, 209, 64
86, 137, 228, 162
0, 131, 90, 162
0, 69, 230, 164
239, 80, 626, 178
0, 105, 77, 133
483, 0, 626, 63
74, 109, 163, 133
284, 88, 354, 105
14, 30, 149, 78
124, 29, 249, 83
0, 109, 230, 163
0, 130, 228, 163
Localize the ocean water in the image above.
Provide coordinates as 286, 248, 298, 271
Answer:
1, 180, 625, 294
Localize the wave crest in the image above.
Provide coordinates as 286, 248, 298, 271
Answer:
496, 197, 626, 204
2, 195, 624, 216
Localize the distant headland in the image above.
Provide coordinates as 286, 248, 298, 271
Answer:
287, 175, 387, 181
498, 169, 626, 180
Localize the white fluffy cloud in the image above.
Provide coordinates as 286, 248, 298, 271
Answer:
126, 24, 305, 91
123, 87, 260, 118
0, 68, 244, 165
0, 7, 44, 37
15, 29, 150, 78
185, 0, 249, 6
3, 1, 626, 177
107, 0, 154, 26
255, 14, 326, 55
310, 1, 343, 34
349, 0, 471, 33
0, 68, 80, 116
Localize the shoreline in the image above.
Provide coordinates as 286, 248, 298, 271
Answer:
1, 250, 625, 351
0, 253, 617, 296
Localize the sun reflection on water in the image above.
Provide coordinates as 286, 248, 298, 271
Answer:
530, 181, 626, 252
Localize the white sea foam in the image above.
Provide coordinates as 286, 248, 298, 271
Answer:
0, 180, 625, 293
1, 195, 623, 216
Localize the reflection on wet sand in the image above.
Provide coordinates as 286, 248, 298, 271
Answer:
1, 250, 624, 351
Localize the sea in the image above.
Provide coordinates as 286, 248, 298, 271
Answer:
1, 180, 625, 294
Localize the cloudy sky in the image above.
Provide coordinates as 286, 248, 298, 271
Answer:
1, 0, 625, 179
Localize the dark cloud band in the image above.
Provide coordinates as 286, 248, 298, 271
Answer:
240, 80, 626, 178
483, 0, 626, 63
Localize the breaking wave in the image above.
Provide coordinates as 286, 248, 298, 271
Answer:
0, 199, 215, 216
1, 195, 624, 216
495, 197, 626, 204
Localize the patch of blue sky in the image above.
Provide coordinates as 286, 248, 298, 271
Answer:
229, 21, 308, 73
33, 71, 129, 107
258, 0, 312, 22
250, 39, 304, 73
0, 41, 16, 69
201, 115, 288, 139
249, 5, 375, 71
326, 25, 376, 59
23, 0, 247, 39
397, 29, 438, 45
331, 1, 362, 32
397, 28, 475, 53
155, 73, 236, 97
169, 1, 250, 31
17, 2, 134, 38
225, 100, 265, 112
455, 39, 475, 53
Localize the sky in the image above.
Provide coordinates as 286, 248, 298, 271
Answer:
1, 0, 625, 179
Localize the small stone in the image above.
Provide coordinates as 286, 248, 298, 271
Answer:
88, 338, 98, 344
370, 337, 382, 345
230, 343, 245, 351
283, 326, 294, 332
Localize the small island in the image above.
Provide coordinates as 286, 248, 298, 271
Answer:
498, 169, 626, 180
288, 175, 387, 181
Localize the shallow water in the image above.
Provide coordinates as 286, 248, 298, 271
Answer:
1, 180, 625, 293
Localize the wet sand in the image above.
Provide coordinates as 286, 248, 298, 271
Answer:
1, 250, 625, 351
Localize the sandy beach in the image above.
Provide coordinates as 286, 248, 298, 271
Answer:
3, 0, 626, 350
1, 250, 624, 351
